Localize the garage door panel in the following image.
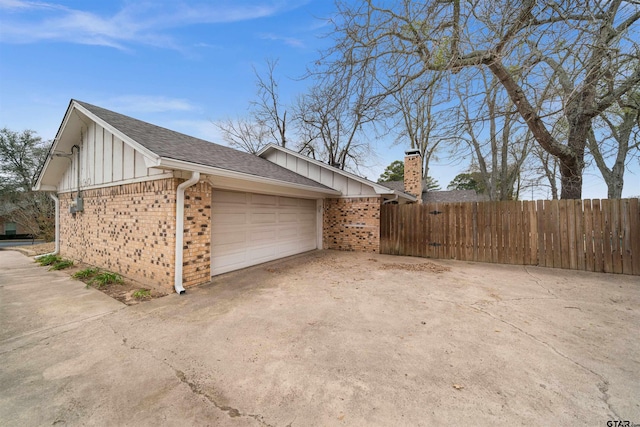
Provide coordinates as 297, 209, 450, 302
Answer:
215, 190, 248, 204
299, 198, 316, 208
250, 228, 278, 242
212, 255, 246, 273
211, 190, 317, 276
213, 213, 247, 225
279, 212, 300, 223
251, 193, 278, 205
251, 212, 277, 224
213, 230, 247, 246
299, 228, 316, 238
247, 246, 279, 263
279, 197, 300, 207
297, 212, 316, 222
276, 227, 298, 239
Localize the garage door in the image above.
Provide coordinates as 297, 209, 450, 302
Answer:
211, 190, 318, 275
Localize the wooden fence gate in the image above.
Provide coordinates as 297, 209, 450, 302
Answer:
380, 199, 640, 275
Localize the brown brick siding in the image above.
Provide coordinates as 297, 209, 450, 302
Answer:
404, 154, 423, 201
323, 197, 381, 252
59, 178, 211, 291
182, 182, 211, 287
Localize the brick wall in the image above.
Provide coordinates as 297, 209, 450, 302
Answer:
323, 197, 381, 252
182, 182, 211, 287
59, 178, 212, 291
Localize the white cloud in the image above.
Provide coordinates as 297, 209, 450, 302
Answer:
258, 32, 305, 48
105, 95, 197, 114
0, 1, 309, 50
0, 0, 58, 10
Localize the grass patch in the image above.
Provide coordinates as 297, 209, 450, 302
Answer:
73, 267, 100, 280
49, 259, 74, 270
36, 254, 74, 270
90, 271, 123, 288
132, 289, 151, 300
36, 254, 61, 266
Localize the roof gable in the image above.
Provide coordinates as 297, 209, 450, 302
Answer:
75, 101, 334, 191
36, 100, 336, 194
257, 144, 416, 201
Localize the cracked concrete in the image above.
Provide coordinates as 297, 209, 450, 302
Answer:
1, 249, 639, 426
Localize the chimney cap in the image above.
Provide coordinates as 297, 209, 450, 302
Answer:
405, 149, 421, 157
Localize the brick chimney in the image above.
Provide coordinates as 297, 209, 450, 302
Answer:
404, 149, 423, 202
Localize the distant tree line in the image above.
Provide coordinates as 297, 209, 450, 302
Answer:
0, 128, 54, 240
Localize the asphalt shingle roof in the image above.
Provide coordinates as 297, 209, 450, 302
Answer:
378, 180, 487, 203
424, 190, 488, 203
378, 181, 404, 192
75, 100, 332, 191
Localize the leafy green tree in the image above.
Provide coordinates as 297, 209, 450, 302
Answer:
0, 128, 54, 240
378, 160, 404, 182
425, 176, 441, 191
379, 160, 441, 191
448, 173, 480, 191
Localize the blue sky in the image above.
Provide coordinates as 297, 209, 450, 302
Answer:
0, 0, 637, 198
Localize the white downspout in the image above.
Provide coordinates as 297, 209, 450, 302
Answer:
35, 193, 60, 259
174, 172, 200, 294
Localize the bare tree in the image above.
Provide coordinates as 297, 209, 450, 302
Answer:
214, 117, 270, 154
326, 0, 640, 199
455, 69, 531, 200
252, 59, 289, 148
296, 59, 383, 170
588, 93, 640, 198
532, 144, 561, 199
214, 59, 291, 153
389, 72, 453, 179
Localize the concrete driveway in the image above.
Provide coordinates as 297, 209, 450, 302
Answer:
1, 249, 638, 426
0, 240, 44, 249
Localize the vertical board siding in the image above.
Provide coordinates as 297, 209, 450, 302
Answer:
94, 126, 104, 185
103, 131, 113, 183
381, 199, 640, 276
58, 124, 165, 192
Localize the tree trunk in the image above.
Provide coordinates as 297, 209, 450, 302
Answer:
559, 158, 583, 200
559, 116, 587, 200
559, 101, 592, 199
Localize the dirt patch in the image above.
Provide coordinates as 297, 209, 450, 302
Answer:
5, 244, 170, 306
379, 261, 451, 273
265, 252, 451, 275
64, 263, 168, 305
28, 257, 168, 306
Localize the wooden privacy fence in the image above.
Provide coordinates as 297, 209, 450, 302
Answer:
380, 198, 640, 275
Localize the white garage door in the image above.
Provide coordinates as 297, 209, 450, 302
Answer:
211, 190, 318, 275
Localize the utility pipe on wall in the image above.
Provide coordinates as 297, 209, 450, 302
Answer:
71, 144, 80, 194
174, 172, 200, 294
35, 193, 60, 259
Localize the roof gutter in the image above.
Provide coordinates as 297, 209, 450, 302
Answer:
156, 157, 341, 196
35, 193, 60, 259
174, 172, 200, 294
383, 194, 399, 204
